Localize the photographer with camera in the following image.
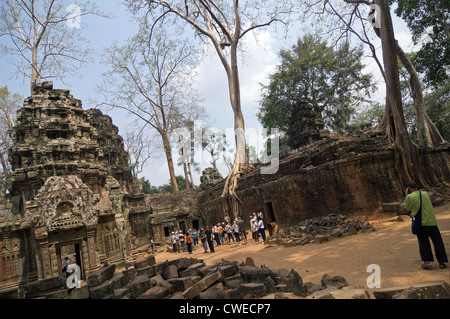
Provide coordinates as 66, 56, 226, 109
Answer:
403, 181, 448, 270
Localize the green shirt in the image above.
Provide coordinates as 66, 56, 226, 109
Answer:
403, 191, 438, 226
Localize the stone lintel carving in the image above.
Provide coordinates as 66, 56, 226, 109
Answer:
23, 175, 101, 236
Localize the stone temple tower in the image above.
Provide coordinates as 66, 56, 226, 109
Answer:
8, 82, 107, 212
1, 82, 148, 285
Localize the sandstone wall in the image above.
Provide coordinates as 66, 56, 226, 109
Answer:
198, 136, 450, 228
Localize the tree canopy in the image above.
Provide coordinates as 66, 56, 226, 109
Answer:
258, 34, 375, 135
394, 0, 450, 87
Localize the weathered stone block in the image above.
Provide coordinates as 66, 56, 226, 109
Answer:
179, 262, 206, 277
321, 273, 348, 289
224, 274, 243, 289
68, 281, 90, 299
197, 266, 211, 277
89, 281, 113, 299
45, 289, 69, 299
87, 264, 116, 287
134, 255, 156, 269
113, 287, 130, 299
164, 264, 179, 279
218, 264, 239, 279
168, 277, 195, 292
374, 281, 450, 299
129, 275, 151, 299
23, 276, 65, 298
239, 266, 273, 284
286, 269, 306, 297
182, 271, 222, 299
229, 283, 267, 299
137, 265, 156, 278
199, 283, 228, 299
139, 284, 174, 299
89, 274, 127, 299
175, 257, 201, 271
307, 285, 370, 299
122, 268, 137, 282
152, 261, 168, 276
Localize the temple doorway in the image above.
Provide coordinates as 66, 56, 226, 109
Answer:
57, 241, 83, 279
264, 202, 277, 223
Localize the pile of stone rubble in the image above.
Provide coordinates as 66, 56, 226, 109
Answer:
10, 255, 449, 299
278, 214, 376, 246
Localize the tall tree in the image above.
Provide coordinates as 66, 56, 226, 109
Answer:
342, 0, 434, 187
321, 0, 446, 147
258, 34, 375, 135
394, 0, 449, 88
100, 29, 203, 193
0, 0, 104, 94
0, 86, 21, 194
123, 123, 154, 178
126, 0, 294, 217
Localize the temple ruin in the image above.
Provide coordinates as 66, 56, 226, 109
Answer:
0, 82, 449, 296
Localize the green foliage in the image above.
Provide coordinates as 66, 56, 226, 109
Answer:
140, 175, 192, 195
258, 35, 375, 135
425, 82, 450, 141
395, 0, 450, 87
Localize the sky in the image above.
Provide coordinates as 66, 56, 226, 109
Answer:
0, 0, 418, 187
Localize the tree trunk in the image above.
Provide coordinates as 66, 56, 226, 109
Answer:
219, 39, 248, 220
182, 160, 191, 190
31, 46, 38, 94
162, 131, 179, 193
395, 41, 447, 147
187, 161, 195, 189
375, 0, 425, 186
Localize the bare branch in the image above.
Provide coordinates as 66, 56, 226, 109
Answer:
344, 0, 373, 5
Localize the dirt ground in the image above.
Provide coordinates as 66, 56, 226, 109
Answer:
151, 203, 450, 297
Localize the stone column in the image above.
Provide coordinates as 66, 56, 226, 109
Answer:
37, 238, 51, 280
86, 226, 99, 272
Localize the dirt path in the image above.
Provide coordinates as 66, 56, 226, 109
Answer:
152, 203, 450, 296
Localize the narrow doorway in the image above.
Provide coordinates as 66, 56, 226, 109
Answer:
178, 221, 186, 234
192, 219, 199, 231
264, 202, 276, 223
58, 242, 83, 279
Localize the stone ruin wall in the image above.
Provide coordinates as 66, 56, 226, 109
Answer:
198, 135, 450, 229
0, 83, 152, 291
146, 191, 201, 243
0, 82, 449, 293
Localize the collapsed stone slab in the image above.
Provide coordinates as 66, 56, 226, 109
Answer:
307, 285, 370, 299
134, 255, 156, 269
21, 256, 450, 300
373, 281, 450, 299
87, 264, 116, 287
279, 214, 376, 247
181, 271, 223, 299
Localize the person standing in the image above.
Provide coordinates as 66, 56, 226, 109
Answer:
257, 216, 266, 243
233, 220, 241, 245
213, 224, 221, 246
250, 217, 258, 242
62, 257, 70, 278
186, 232, 193, 254
205, 226, 215, 253
149, 237, 156, 254
199, 228, 208, 253
192, 228, 198, 249
218, 223, 225, 245
171, 232, 179, 253
403, 180, 448, 269
222, 222, 228, 244
237, 217, 247, 244
225, 223, 235, 244
178, 230, 186, 252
